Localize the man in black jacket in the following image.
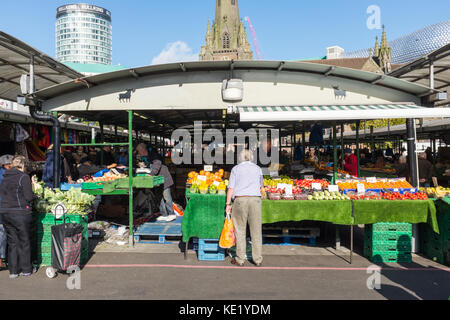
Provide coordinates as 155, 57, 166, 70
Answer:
0, 156, 34, 278
136, 144, 175, 222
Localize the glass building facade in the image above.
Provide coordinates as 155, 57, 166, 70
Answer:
56, 4, 112, 65
341, 21, 450, 64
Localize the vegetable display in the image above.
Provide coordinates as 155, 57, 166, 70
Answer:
32, 178, 95, 215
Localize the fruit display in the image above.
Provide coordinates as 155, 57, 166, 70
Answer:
346, 191, 381, 200
382, 191, 428, 200
82, 171, 127, 183
337, 179, 413, 191
187, 169, 229, 195
420, 186, 450, 198
294, 179, 330, 189
263, 176, 294, 187
307, 191, 350, 201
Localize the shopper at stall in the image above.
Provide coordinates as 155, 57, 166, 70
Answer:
116, 149, 128, 166
72, 146, 88, 165
394, 156, 410, 180
77, 157, 117, 179
0, 156, 34, 278
95, 146, 116, 167
344, 149, 358, 177
136, 144, 175, 222
226, 149, 264, 267
43, 144, 73, 188
0, 155, 14, 270
418, 152, 434, 187
88, 147, 97, 163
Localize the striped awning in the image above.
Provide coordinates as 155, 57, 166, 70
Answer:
234, 104, 450, 122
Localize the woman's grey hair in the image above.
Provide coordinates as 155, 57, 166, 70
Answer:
238, 149, 254, 163
136, 143, 147, 151
11, 155, 26, 169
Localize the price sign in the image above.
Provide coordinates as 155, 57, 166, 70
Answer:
366, 177, 377, 183
393, 188, 399, 192
357, 184, 366, 194
304, 175, 314, 180
197, 175, 207, 181
277, 183, 286, 191
270, 171, 278, 177
204, 165, 213, 172
284, 185, 293, 196
328, 185, 339, 193
212, 181, 220, 187
312, 183, 322, 190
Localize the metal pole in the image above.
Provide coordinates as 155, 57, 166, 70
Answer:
333, 124, 338, 183
356, 121, 360, 177
340, 123, 345, 171
406, 118, 418, 187
100, 122, 104, 166
370, 126, 375, 164
128, 110, 134, 247
302, 125, 306, 160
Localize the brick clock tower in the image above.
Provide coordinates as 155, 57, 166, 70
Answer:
200, 0, 253, 61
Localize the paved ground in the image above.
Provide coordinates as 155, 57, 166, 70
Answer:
0, 225, 448, 300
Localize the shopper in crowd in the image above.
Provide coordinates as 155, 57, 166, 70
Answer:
0, 155, 14, 270
418, 152, 434, 187
72, 146, 88, 165
116, 149, 128, 166
95, 146, 116, 167
394, 155, 410, 180
344, 148, 358, 177
43, 144, 72, 188
136, 143, 175, 222
62, 146, 78, 181
77, 157, 117, 179
425, 147, 433, 163
88, 147, 97, 163
226, 149, 264, 267
374, 153, 385, 169
0, 156, 34, 278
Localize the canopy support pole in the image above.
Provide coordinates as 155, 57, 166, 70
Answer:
100, 122, 104, 166
340, 123, 345, 171
370, 126, 375, 164
128, 110, 134, 248
407, 118, 419, 187
356, 121, 360, 177
333, 123, 338, 183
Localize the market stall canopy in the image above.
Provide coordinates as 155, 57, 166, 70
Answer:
233, 104, 450, 122
35, 60, 436, 113
389, 43, 450, 107
0, 30, 82, 102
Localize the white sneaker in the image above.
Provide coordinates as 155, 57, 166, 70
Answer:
165, 215, 177, 222
156, 216, 168, 222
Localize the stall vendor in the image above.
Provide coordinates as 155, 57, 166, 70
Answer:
77, 157, 116, 179
344, 148, 358, 177
95, 146, 116, 167
136, 144, 175, 222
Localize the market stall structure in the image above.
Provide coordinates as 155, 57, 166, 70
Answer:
2, 27, 448, 263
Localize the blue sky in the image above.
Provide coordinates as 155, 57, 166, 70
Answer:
1, 0, 449, 67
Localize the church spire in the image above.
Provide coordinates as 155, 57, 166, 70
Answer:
378, 25, 392, 73
200, 0, 253, 61
373, 36, 379, 57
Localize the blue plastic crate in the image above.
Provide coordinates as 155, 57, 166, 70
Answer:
197, 251, 225, 261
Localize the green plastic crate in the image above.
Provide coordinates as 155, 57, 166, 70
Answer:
35, 213, 88, 225
364, 242, 412, 253
82, 181, 105, 190
365, 231, 412, 243
368, 252, 412, 263
422, 244, 445, 265
103, 175, 165, 193
369, 223, 412, 233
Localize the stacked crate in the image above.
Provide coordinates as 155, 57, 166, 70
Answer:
420, 201, 450, 266
32, 213, 89, 267
193, 239, 225, 261
364, 223, 413, 263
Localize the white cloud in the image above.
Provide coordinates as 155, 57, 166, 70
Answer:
151, 41, 199, 65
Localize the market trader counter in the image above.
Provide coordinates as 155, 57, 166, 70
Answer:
181, 191, 440, 262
